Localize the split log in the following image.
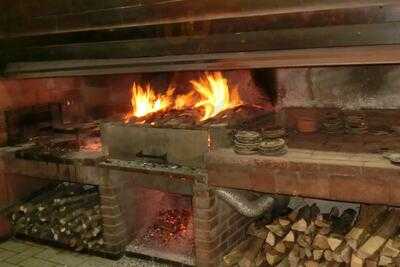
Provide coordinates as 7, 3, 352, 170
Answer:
223, 239, 251, 266
248, 222, 268, 239
327, 234, 344, 251
313, 234, 330, 250
381, 238, 400, 258
266, 250, 284, 266
283, 231, 295, 243
312, 249, 324, 261
292, 219, 308, 233
266, 231, 276, 246
356, 209, 400, 259
239, 237, 264, 267
266, 223, 287, 237
345, 205, 388, 250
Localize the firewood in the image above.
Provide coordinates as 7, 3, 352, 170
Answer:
297, 205, 312, 223
313, 234, 330, 250
381, 238, 400, 258
309, 204, 320, 220
304, 260, 319, 267
333, 243, 352, 264
288, 209, 299, 222
315, 217, 330, 228
319, 226, 331, 236
365, 258, 378, 267
248, 223, 268, 239
331, 208, 357, 235
292, 219, 308, 232
378, 255, 393, 266
283, 231, 295, 243
254, 251, 265, 267
266, 231, 276, 246
239, 237, 264, 267
329, 207, 340, 220
351, 253, 365, 267
288, 244, 301, 266
298, 234, 312, 248
304, 247, 312, 259
346, 205, 388, 250
305, 222, 316, 236
357, 210, 400, 259
313, 249, 324, 261
327, 234, 344, 251
324, 250, 334, 261
266, 223, 286, 237
276, 256, 290, 267
266, 250, 284, 266
273, 240, 286, 254
279, 218, 291, 227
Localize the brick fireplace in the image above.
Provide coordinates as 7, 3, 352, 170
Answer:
2, 2, 400, 266
0, 64, 399, 266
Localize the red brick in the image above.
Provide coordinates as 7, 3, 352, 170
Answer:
102, 215, 123, 225
195, 238, 219, 251
195, 216, 218, 231
251, 167, 275, 193
208, 165, 253, 190
195, 228, 218, 241
103, 223, 126, 234
320, 160, 362, 177
298, 171, 330, 199
390, 175, 400, 206
194, 206, 217, 219
101, 205, 122, 217
329, 174, 390, 204
274, 169, 299, 195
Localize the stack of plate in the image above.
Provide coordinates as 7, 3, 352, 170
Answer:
322, 112, 344, 134
233, 131, 262, 155
345, 113, 368, 134
262, 127, 287, 139
259, 138, 288, 156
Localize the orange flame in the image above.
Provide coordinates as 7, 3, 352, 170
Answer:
127, 83, 173, 118
191, 72, 242, 121
125, 72, 243, 122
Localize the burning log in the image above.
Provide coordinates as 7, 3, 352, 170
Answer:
9, 183, 103, 252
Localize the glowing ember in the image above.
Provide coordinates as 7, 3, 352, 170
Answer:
191, 72, 242, 121
125, 72, 244, 122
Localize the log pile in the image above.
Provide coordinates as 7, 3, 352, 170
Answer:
223, 204, 400, 267
9, 183, 104, 252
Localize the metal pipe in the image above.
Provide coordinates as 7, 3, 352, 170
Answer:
215, 188, 289, 217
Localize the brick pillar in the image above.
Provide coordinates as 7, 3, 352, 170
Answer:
99, 174, 128, 258
193, 181, 254, 267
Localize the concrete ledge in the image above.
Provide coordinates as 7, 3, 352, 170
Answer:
207, 148, 400, 206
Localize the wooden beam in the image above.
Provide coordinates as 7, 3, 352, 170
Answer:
6, 44, 400, 78
3, 0, 399, 38
5, 21, 400, 63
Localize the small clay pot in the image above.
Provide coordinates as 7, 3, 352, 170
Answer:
297, 117, 318, 133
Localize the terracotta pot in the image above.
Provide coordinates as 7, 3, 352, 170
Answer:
297, 116, 318, 133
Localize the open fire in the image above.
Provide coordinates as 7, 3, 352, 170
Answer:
124, 72, 245, 124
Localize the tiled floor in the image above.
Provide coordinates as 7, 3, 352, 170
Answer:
0, 239, 171, 267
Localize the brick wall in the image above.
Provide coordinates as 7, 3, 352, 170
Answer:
193, 181, 253, 267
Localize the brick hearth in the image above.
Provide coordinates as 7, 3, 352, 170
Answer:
207, 148, 400, 206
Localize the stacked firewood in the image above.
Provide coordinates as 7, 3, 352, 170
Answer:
223, 204, 400, 267
9, 183, 104, 252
